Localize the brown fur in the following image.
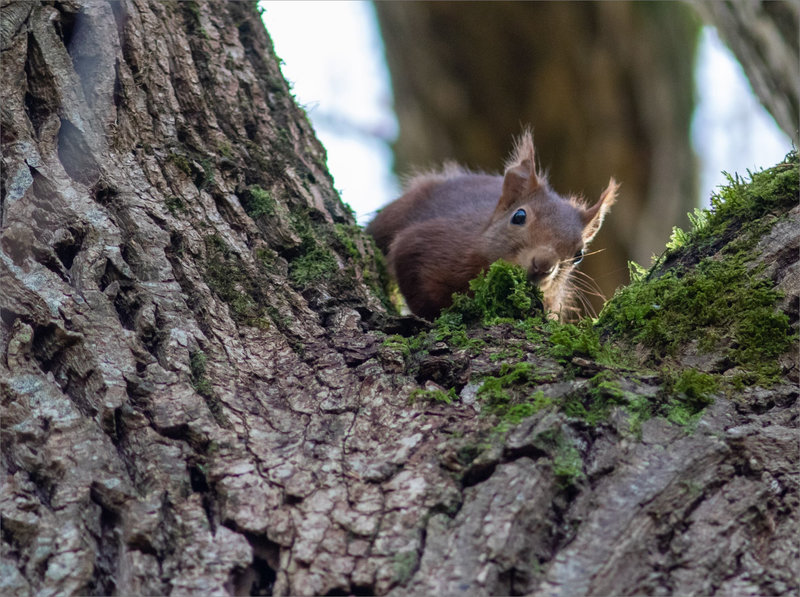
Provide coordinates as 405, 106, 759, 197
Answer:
366, 132, 618, 320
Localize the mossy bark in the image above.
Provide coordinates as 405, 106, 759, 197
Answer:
1, 2, 797, 596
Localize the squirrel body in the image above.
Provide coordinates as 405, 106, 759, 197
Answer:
367, 133, 618, 320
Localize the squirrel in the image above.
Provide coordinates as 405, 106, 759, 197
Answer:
367, 131, 618, 320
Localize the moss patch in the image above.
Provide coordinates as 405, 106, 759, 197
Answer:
241, 185, 277, 219
167, 151, 214, 190
545, 319, 624, 367
663, 368, 718, 425
289, 244, 338, 286
397, 260, 544, 357
446, 260, 545, 324
599, 151, 797, 383
532, 428, 585, 487
477, 362, 541, 417
409, 387, 458, 405
165, 195, 186, 215
203, 235, 271, 328
562, 370, 628, 426
335, 223, 397, 312
285, 208, 339, 286
601, 255, 791, 374
273, 206, 396, 312
167, 152, 193, 176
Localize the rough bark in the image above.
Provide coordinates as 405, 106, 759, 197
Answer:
1, 2, 797, 597
374, 1, 700, 314
690, 0, 800, 144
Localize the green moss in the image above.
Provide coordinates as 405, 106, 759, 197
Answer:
190, 350, 211, 396
422, 260, 543, 354
167, 152, 214, 190
382, 334, 411, 359
547, 320, 601, 362
431, 310, 485, 352
203, 235, 271, 328
445, 260, 544, 324
489, 346, 526, 362
477, 362, 556, 422
665, 208, 709, 251
561, 370, 627, 426
165, 195, 186, 215
504, 392, 553, 424
334, 223, 397, 311
285, 209, 339, 287
533, 429, 585, 487
409, 387, 458, 405
625, 395, 654, 436
672, 368, 718, 404
662, 368, 718, 426
599, 152, 797, 384
256, 247, 278, 270
600, 253, 792, 380
289, 244, 338, 286
219, 143, 234, 159
242, 185, 277, 220
628, 260, 649, 284
514, 317, 545, 343
705, 155, 798, 238
471, 260, 544, 321
479, 362, 535, 397
167, 152, 193, 176
732, 304, 792, 370
334, 223, 361, 260
545, 317, 627, 370
553, 440, 584, 486
373, 246, 400, 312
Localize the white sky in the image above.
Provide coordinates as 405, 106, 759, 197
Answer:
260, 1, 399, 224
260, 2, 793, 222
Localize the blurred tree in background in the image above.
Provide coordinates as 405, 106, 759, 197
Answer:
693, 0, 799, 146
375, 1, 701, 314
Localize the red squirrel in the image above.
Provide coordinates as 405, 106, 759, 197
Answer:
367, 132, 618, 320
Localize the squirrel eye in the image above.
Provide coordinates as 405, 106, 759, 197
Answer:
510, 209, 527, 225
573, 249, 585, 264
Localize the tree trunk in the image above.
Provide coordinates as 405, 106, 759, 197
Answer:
374, 1, 700, 315
690, 0, 800, 144
1, 2, 797, 597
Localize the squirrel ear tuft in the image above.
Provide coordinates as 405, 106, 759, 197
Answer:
496, 131, 541, 213
581, 178, 618, 242
505, 130, 540, 185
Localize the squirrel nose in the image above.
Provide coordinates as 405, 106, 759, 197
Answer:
528, 254, 557, 282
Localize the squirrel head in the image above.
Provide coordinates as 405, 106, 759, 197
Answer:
482, 131, 618, 307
